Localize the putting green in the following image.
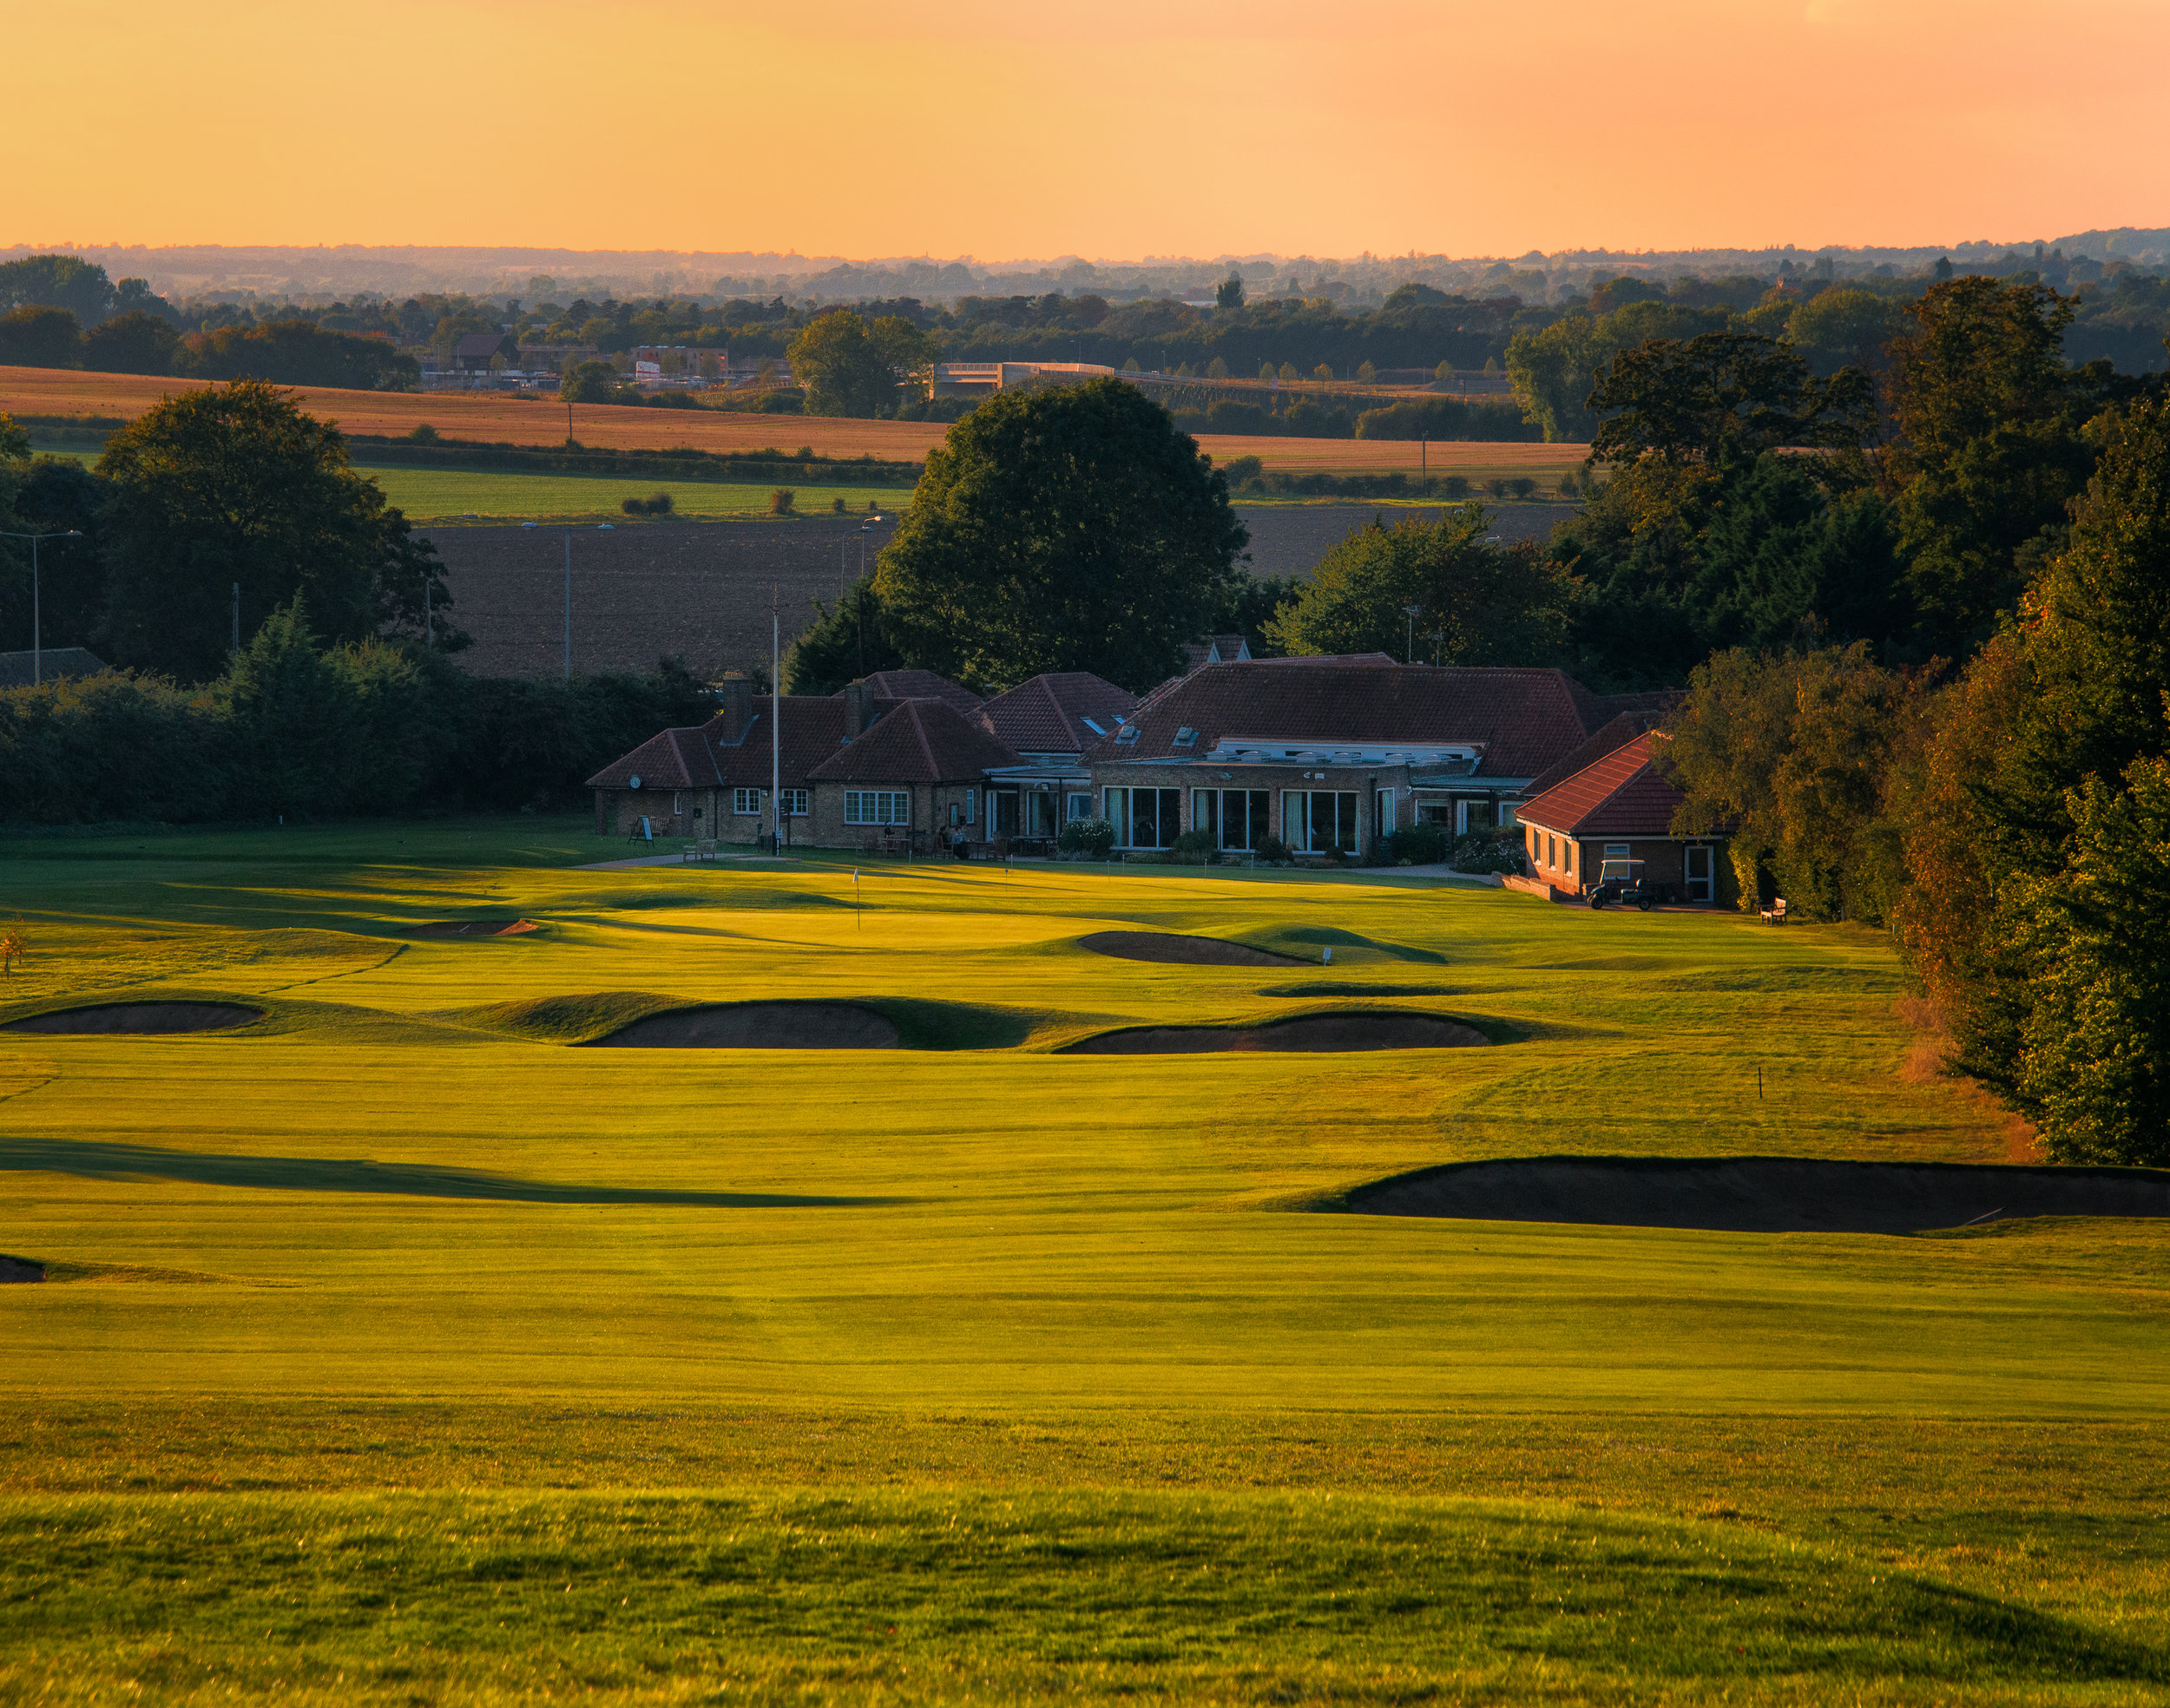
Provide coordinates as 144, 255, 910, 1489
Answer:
2, 817, 2164, 1702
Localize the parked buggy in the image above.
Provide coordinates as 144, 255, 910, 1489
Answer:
1587, 857, 1658, 911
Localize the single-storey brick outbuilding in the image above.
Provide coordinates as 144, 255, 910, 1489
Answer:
1515, 722, 1730, 905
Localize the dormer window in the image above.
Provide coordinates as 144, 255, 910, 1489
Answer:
1174, 726, 1198, 747
1115, 726, 1140, 744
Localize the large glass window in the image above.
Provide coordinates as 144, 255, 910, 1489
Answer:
1067, 792, 1094, 823
1197, 788, 1271, 851
1281, 791, 1358, 854
1104, 786, 1180, 848
845, 791, 910, 825
1026, 791, 1058, 837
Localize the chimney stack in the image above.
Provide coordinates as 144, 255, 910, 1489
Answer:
844, 678, 877, 738
715, 674, 753, 741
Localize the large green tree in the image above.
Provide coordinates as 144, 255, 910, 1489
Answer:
0, 305, 82, 368
0, 254, 115, 322
177, 320, 418, 391
1265, 507, 1578, 666
96, 380, 451, 680
873, 378, 1247, 691
1662, 643, 1927, 923
1891, 394, 2170, 1157
787, 310, 936, 418
1884, 277, 2107, 654
82, 309, 181, 376
783, 576, 904, 694
1586, 331, 1876, 467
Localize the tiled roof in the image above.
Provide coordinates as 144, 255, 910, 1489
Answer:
709, 696, 853, 787
584, 695, 848, 789
809, 699, 1020, 784
1522, 701, 1683, 798
1516, 732, 1689, 837
978, 672, 1137, 754
583, 725, 716, 791
858, 669, 983, 713
0, 647, 108, 687
1082, 661, 1647, 778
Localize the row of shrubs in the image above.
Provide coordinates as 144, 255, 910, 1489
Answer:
1053, 818, 1522, 872
0, 605, 714, 825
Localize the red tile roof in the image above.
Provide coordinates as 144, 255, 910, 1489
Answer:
584, 695, 850, 789
1516, 732, 1688, 837
1084, 661, 1658, 779
978, 672, 1137, 753
1522, 701, 1683, 798
809, 699, 1020, 784
858, 669, 983, 714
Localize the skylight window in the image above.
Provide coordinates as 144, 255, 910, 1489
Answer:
1174, 726, 1198, 746
1115, 725, 1140, 744
1081, 717, 1105, 736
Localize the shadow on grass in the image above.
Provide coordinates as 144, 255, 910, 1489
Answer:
0, 1138, 900, 1207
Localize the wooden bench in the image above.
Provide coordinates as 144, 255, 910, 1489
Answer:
1760, 897, 1788, 924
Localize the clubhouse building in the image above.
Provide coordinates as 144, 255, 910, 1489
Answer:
589, 653, 1704, 890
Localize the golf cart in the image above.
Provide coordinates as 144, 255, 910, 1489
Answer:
1588, 857, 1656, 911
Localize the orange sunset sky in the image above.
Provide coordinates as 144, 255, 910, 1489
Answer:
11, 0, 2167, 259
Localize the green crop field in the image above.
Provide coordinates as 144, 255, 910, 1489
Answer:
348, 465, 916, 523
2, 818, 2165, 1704
23, 447, 913, 522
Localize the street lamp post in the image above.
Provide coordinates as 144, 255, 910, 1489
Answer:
1403, 603, 1422, 665
1, 529, 83, 685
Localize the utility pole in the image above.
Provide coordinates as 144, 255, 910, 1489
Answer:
1, 529, 80, 684
563, 529, 571, 681
1404, 604, 1421, 665
771, 585, 783, 857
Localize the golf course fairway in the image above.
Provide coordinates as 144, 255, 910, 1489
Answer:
2, 817, 2165, 1704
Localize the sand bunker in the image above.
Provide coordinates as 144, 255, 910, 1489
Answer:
1064, 1011, 1489, 1054
0, 1256, 43, 1283
407, 919, 539, 937
594, 1001, 901, 1048
1079, 931, 1305, 967
1349, 1155, 2170, 1235
3, 1002, 264, 1035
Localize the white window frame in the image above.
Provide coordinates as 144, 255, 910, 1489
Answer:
779, 788, 808, 818
1377, 787, 1396, 836
1066, 792, 1093, 823
733, 787, 762, 816
844, 790, 911, 826
1603, 843, 1631, 857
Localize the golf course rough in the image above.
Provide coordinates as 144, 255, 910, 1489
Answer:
1, 813, 2166, 1705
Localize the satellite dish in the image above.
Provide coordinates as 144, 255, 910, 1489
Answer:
629, 774, 642, 789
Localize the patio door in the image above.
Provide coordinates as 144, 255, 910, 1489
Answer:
1685, 844, 1713, 902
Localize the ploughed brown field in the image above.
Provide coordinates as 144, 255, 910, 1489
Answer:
1, 366, 1588, 476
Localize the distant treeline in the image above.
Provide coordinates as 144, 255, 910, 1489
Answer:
353, 432, 920, 485
0, 617, 715, 824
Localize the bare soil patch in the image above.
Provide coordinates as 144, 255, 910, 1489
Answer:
3, 1002, 263, 1035
407, 919, 539, 938
1064, 1011, 1489, 1054
1079, 931, 1306, 967
593, 1002, 900, 1049
1348, 1155, 2170, 1235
